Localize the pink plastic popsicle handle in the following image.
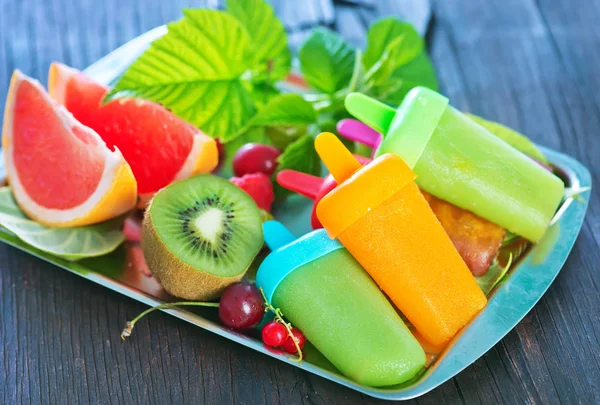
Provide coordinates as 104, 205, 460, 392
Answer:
336, 119, 383, 149
276, 170, 323, 200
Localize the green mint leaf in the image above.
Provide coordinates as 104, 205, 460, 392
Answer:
478, 237, 530, 295
249, 82, 281, 109
266, 125, 307, 151
299, 28, 356, 94
274, 134, 321, 198
0, 188, 125, 260
105, 9, 255, 142
363, 18, 424, 71
466, 114, 550, 164
363, 19, 424, 86
248, 94, 317, 127
230, 94, 316, 146
476, 254, 513, 296
360, 18, 436, 104
227, 0, 291, 82
368, 52, 438, 105
501, 231, 520, 247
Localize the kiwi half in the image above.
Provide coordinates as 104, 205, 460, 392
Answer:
142, 174, 264, 300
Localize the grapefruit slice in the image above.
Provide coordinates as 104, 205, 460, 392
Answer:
2, 70, 137, 227
48, 62, 218, 205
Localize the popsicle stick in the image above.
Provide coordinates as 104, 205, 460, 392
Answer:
276, 170, 323, 200
336, 119, 382, 148
263, 221, 297, 251
314, 132, 363, 183
345, 93, 396, 135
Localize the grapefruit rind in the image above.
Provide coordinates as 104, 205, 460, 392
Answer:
48, 61, 78, 106
2, 70, 137, 227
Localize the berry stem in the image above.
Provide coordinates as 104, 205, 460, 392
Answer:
259, 287, 303, 362
121, 301, 219, 340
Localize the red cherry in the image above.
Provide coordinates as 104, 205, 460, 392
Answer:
233, 143, 281, 177
218, 282, 265, 330
261, 322, 287, 347
282, 328, 306, 354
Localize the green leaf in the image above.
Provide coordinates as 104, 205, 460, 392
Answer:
466, 114, 549, 164
249, 82, 281, 109
363, 18, 424, 76
476, 254, 513, 296
0, 188, 125, 260
369, 52, 438, 105
227, 0, 291, 82
274, 134, 322, 198
231, 94, 316, 151
501, 231, 520, 247
265, 125, 307, 151
477, 235, 531, 295
105, 9, 255, 141
299, 28, 356, 94
360, 18, 436, 104
248, 94, 317, 127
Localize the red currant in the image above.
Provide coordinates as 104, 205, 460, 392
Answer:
282, 328, 306, 354
218, 282, 265, 330
261, 322, 287, 347
233, 143, 281, 177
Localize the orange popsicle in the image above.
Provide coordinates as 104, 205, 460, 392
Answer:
315, 132, 487, 346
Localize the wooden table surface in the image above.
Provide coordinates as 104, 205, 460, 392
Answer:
1, 0, 598, 403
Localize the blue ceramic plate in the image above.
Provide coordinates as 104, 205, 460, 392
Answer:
0, 27, 591, 401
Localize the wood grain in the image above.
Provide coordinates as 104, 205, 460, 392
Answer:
1, 0, 598, 404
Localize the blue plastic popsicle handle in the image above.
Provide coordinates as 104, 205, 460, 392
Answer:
263, 220, 297, 251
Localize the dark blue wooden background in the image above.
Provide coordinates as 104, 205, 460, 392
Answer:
1, 0, 599, 403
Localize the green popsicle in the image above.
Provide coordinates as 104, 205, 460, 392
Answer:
256, 221, 425, 387
345, 88, 564, 241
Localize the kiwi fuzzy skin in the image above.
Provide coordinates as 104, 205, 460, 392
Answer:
142, 210, 248, 301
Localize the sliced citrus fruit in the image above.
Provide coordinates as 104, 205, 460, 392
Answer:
48, 62, 219, 205
2, 70, 137, 227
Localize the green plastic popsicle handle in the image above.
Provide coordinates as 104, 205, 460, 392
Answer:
346, 88, 449, 169
345, 93, 396, 134
377, 88, 449, 167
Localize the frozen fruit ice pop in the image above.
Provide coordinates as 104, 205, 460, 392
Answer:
256, 221, 425, 387
344, 88, 564, 241
315, 132, 487, 346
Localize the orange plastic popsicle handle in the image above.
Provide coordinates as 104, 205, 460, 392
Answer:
314, 132, 363, 184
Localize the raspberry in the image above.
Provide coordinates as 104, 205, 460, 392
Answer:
230, 173, 274, 212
